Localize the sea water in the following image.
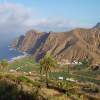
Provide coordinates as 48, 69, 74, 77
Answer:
0, 39, 24, 61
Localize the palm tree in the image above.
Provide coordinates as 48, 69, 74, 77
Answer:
0, 59, 9, 71
39, 53, 57, 87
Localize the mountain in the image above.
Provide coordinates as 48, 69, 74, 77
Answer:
93, 22, 100, 29
13, 23, 100, 64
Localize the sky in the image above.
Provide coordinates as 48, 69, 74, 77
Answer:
0, 0, 100, 36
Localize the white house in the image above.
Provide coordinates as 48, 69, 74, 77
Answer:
9, 69, 16, 73
58, 76, 64, 80
66, 78, 77, 82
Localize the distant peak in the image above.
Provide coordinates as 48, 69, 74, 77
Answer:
93, 22, 100, 28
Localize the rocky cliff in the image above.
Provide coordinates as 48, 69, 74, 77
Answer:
13, 23, 100, 63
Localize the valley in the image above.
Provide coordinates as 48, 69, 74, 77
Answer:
0, 0, 100, 100
0, 54, 99, 100
0, 23, 99, 100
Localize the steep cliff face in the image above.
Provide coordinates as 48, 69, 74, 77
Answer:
36, 28, 100, 63
13, 23, 100, 63
12, 35, 25, 49
13, 30, 50, 54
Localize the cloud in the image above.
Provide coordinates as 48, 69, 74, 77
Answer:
31, 18, 78, 32
0, 3, 34, 36
0, 2, 79, 37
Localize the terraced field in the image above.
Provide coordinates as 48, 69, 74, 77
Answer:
0, 56, 99, 100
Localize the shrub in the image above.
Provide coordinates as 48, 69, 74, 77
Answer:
82, 84, 100, 93
0, 78, 18, 100
0, 78, 47, 100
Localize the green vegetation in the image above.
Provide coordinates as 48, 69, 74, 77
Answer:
9, 56, 39, 72
40, 53, 57, 86
0, 73, 46, 100
0, 59, 9, 71
49, 70, 69, 80
74, 59, 91, 70
82, 84, 100, 93
0, 56, 99, 100
0, 59, 9, 67
49, 69, 100, 84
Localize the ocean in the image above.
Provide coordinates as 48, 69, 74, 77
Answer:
0, 38, 24, 61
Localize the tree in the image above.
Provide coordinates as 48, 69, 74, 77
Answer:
39, 53, 57, 87
0, 59, 9, 71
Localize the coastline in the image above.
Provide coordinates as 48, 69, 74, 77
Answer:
8, 46, 30, 63
8, 53, 29, 63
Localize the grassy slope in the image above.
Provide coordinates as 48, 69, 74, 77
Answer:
5, 56, 71, 99
0, 72, 72, 100
3, 56, 99, 100
9, 56, 40, 72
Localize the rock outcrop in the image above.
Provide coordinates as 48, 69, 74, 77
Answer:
13, 23, 100, 63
